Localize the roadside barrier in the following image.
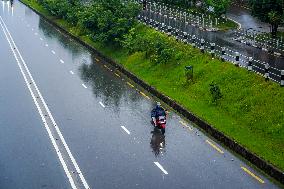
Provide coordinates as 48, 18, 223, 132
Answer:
191, 35, 196, 47
235, 52, 240, 66
210, 43, 215, 57
281, 70, 284, 87
265, 63, 269, 81
183, 32, 188, 44
248, 57, 253, 71
221, 47, 226, 61
200, 38, 205, 53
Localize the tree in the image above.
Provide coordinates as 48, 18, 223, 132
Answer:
204, 0, 231, 17
250, 0, 283, 37
268, 11, 282, 38
209, 82, 223, 103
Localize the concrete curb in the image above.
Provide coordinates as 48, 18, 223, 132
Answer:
227, 17, 242, 30
20, 1, 284, 185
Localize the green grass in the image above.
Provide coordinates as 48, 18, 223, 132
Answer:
217, 19, 238, 31
22, 0, 284, 171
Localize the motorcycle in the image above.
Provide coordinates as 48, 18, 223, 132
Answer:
151, 115, 166, 135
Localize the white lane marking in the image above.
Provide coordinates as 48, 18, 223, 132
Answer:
0, 16, 90, 189
60, 59, 64, 64
82, 84, 87, 89
45, 44, 48, 47
154, 162, 168, 175
99, 102, 105, 108
70, 71, 74, 75
31, 28, 34, 31
34, 32, 38, 35
121, 126, 130, 135
40, 37, 43, 41
0, 17, 78, 189
51, 50, 55, 54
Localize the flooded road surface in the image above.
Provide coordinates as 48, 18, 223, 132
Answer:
0, 0, 282, 188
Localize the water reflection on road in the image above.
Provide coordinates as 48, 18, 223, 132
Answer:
150, 128, 166, 157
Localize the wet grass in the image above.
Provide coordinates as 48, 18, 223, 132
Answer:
22, 0, 284, 171
217, 19, 238, 31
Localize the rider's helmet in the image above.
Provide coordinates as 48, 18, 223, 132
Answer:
156, 102, 161, 107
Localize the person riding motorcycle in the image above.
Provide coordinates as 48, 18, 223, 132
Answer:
151, 102, 166, 126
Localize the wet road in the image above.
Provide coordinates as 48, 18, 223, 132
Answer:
227, 5, 270, 33
0, 1, 282, 188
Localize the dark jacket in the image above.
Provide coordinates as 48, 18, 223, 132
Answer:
151, 106, 166, 118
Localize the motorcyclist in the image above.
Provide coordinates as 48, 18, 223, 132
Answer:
151, 102, 166, 126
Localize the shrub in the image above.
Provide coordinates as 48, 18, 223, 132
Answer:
209, 82, 223, 103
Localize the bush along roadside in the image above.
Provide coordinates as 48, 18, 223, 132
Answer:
22, 0, 284, 184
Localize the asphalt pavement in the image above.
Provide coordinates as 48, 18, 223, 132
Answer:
0, 0, 282, 188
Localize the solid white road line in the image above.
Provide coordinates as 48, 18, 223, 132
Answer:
154, 162, 168, 175
0, 17, 78, 189
82, 84, 87, 89
70, 71, 74, 75
121, 126, 130, 135
99, 102, 105, 108
60, 59, 64, 64
51, 50, 55, 54
0, 16, 90, 189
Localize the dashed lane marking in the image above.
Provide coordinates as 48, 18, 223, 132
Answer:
70, 71, 74, 75
121, 126, 130, 135
51, 50, 55, 54
95, 58, 100, 62
139, 91, 150, 100
115, 73, 120, 78
40, 37, 43, 41
206, 140, 224, 154
60, 59, 64, 64
154, 162, 168, 175
127, 82, 134, 88
179, 120, 193, 131
99, 102, 105, 108
45, 44, 48, 47
34, 32, 38, 35
241, 166, 265, 184
103, 65, 112, 71
82, 84, 87, 89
